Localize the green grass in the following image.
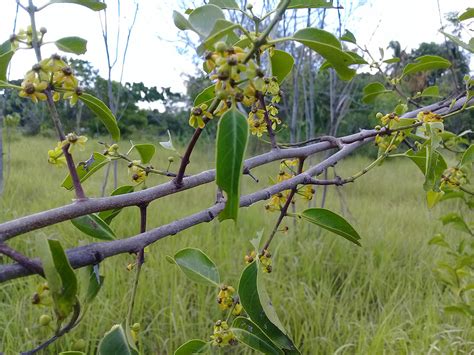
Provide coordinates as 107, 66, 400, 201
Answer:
0, 136, 472, 354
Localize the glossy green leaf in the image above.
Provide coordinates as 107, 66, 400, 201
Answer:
287, 0, 334, 9
459, 8, 474, 21
62, 152, 109, 190
232, 317, 283, 354
98, 185, 134, 224
71, 213, 116, 240
98, 324, 138, 355
189, 5, 225, 38
424, 122, 444, 191
197, 19, 239, 55
271, 49, 294, 84
440, 213, 472, 235
0, 40, 14, 81
173, 10, 193, 31
292, 28, 356, 80
174, 339, 210, 355
426, 190, 444, 209
133, 144, 155, 164
401, 55, 451, 78
194, 85, 216, 107
78, 265, 103, 304
420, 85, 440, 97
173, 248, 220, 287
383, 57, 400, 64
394, 103, 408, 116
301, 208, 361, 245
216, 107, 249, 221
209, 0, 239, 9
239, 262, 300, 353
79, 93, 120, 141
440, 31, 472, 53
403, 148, 447, 178
362, 82, 391, 104
346, 51, 368, 64
55, 37, 87, 55
340, 29, 356, 44
460, 144, 474, 167
48, 0, 106, 10
41, 239, 77, 320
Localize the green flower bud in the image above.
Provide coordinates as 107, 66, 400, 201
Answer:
375, 112, 383, 120
72, 339, 87, 351
167, 156, 174, 163
131, 323, 141, 332
39, 314, 52, 326
215, 41, 227, 53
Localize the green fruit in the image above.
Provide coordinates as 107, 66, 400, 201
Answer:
131, 323, 141, 332
39, 314, 52, 326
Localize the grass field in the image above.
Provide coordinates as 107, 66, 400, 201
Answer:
0, 136, 472, 354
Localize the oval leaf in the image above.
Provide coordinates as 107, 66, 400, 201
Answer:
98, 325, 137, 355
133, 144, 156, 164
420, 85, 440, 98
300, 208, 361, 245
173, 248, 220, 287
292, 28, 356, 80
173, 11, 193, 31
216, 107, 249, 221
401, 55, 451, 78
340, 29, 356, 44
48, 0, 106, 11
40, 239, 78, 319
239, 262, 300, 353
193, 85, 216, 107
197, 19, 239, 55
174, 339, 210, 355
209, 0, 240, 9
71, 213, 116, 240
287, 0, 334, 9
362, 82, 391, 104
98, 185, 134, 224
78, 264, 103, 304
459, 8, 474, 21
79, 93, 120, 141
188, 5, 225, 38
271, 49, 294, 84
62, 152, 109, 190
461, 144, 474, 167
232, 317, 283, 354
55, 37, 87, 55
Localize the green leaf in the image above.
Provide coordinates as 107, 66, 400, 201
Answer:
173, 248, 220, 287
55, 37, 87, 55
174, 339, 210, 355
440, 31, 472, 53
403, 148, 447, 180
300, 208, 361, 245
197, 19, 239, 55
420, 85, 440, 97
78, 265, 103, 304
459, 8, 474, 21
232, 317, 283, 354
287, 0, 334, 9
98, 324, 138, 355
362, 82, 392, 104
0, 40, 14, 81
428, 234, 450, 249
193, 85, 216, 106
440, 213, 472, 235
188, 5, 225, 38
394, 103, 408, 116
71, 213, 116, 240
133, 144, 155, 164
401, 55, 451, 78
62, 152, 109, 190
271, 49, 294, 84
59, 352, 86, 355
209, 0, 240, 10
41, 239, 78, 320
444, 304, 474, 317
383, 57, 400, 64
216, 107, 249, 221
239, 262, 300, 353
460, 144, 474, 167
423, 122, 444, 191
79, 93, 120, 141
48, 0, 106, 10
292, 28, 356, 80
427, 190, 444, 208
98, 185, 134, 224
340, 29, 356, 44
173, 11, 194, 31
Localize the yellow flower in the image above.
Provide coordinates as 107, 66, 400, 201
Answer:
40, 54, 67, 73
299, 185, 315, 200
210, 320, 237, 347
189, 104, 213, 129
47, 142, 66, 167
61, 132, 87, 153
63, 87, 83, 106
128, 160, 147, 184
417, 111, 443, 123
216, 285, 235, 311
259, 249, 272, 273
19, 80, 47, 103
248, 116, 267, 137
53, 66, 78, 89
380, 112, 400, 126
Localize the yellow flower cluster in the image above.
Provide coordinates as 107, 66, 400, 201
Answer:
441, 167, 467, 189
375, 131, 406, 151
19, 53, 82, 105
189, 41, 283, 134
31, 282, 53, 307
259, 249, 272, 273
210, 320, 237, 347
128, 160, 147, 184
47, 132, 87, 166
417, 111, 443, 123
216, 285, 235, 311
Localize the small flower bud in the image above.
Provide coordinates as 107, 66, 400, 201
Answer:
375, 112, 383, 120
131, 323, 141, 332
168, 156, 174, 163
246, 3, 253, 10
375, 125, 381, 131
39, 314, 52, 326
215, 41, 227, 53
72, 339, 86, 351
40, 27, 47, 34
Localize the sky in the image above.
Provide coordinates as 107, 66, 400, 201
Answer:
0, 0, 472, 96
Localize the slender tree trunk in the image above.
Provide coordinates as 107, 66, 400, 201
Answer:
75, 102, 84, 133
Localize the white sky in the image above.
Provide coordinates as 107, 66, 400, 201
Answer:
0, 0, 471, 95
